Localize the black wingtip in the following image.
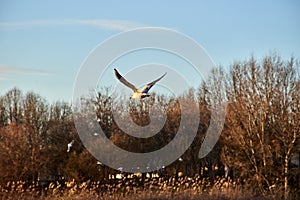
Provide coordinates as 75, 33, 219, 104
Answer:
159, 72, 167, 80
114, 68, 122, 80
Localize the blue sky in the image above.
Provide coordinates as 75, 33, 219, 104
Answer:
0, 0, 299, 102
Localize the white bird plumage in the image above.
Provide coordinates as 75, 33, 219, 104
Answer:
67, 140, 74, 152
114, 68, 166, 99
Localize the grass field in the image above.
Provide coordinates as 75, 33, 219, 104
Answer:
0, 176, 283, 200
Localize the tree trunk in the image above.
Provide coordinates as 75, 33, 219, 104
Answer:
284, 155, 289, 200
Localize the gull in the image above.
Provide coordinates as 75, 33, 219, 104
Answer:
67, 140, 74, 152
114, 68, 166, 99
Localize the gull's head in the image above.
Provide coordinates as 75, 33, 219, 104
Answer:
130, 93, 138, 99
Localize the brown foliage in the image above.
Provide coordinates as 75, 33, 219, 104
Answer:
0, 54, 299, 199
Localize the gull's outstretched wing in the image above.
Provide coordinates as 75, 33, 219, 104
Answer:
141, 72, 167, 94
114, 69, 138, 92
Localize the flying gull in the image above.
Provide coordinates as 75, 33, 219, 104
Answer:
114, 68, 166, 99
67, 140, 74, 152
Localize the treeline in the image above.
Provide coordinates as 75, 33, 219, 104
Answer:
0, 54, 299, 198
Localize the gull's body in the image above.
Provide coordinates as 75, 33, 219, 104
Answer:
114, 69, 166, 99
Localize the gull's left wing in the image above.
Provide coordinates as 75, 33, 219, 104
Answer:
114, 69, 139, 92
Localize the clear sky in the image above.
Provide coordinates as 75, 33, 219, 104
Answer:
0, 0, 299, 102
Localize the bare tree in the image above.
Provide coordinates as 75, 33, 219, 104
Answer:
3, 87, 23, 124
221, 55, 300, 198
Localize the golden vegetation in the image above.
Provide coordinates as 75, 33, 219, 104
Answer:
0, 54, 299, 199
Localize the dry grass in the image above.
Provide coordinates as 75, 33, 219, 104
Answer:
0, 176, 281, 200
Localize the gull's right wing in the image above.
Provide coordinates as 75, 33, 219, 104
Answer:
114, 69, 138, 92
141, 72, 167, 94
